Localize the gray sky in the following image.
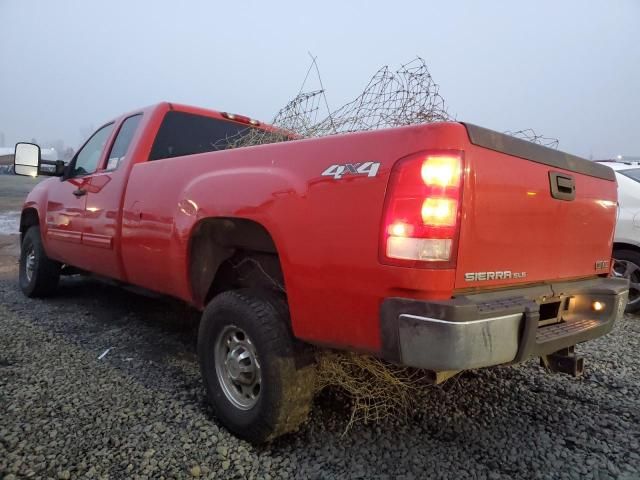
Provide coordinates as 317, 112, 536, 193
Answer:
0, 0, 638, 158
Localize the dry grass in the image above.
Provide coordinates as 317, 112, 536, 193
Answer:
314, 351, 432, 432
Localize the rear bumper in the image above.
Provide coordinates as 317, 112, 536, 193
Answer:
379, 277, 628, 371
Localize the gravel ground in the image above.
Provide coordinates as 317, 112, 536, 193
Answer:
1, 176, 640, 479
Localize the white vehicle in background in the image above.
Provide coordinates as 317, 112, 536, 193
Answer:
597, 157, 640, 312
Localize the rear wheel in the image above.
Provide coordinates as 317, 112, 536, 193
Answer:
612, 249, 640, 313
198, 289, 316, 443
19, 226, 61, 297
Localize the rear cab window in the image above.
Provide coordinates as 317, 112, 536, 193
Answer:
105, 114, 143, 171
149, 111, 282, 161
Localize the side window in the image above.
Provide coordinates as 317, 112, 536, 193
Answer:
72, 123, 114, 177
149, 111, 255, 161
105, 114, 142, 171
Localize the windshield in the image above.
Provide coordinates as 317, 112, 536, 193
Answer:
619, 168, 640, 183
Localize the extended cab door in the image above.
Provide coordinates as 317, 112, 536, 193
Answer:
81, 114, 143, 279
44, 123, 114, 267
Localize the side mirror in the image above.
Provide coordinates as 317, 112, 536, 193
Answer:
13, 142, 66, 177
14, 142, 40, 177
40, 159, 66, 177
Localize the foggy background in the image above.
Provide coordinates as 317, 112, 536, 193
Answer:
0, 0, 638, 159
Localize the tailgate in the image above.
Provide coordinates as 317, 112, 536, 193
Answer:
454, 124, 617, 291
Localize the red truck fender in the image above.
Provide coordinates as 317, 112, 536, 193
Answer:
179, 166, 307, 309
19, 204, 41, 242
19, 179, 50, 244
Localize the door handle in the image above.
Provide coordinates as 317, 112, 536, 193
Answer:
549, 172, 575, 201
72, 188, 87, 197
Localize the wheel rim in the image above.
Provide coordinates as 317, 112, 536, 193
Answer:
214, 325, 261, 410
25, 246, 36, 282
612, 258, 640, 308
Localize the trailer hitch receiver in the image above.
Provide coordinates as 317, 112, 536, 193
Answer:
540, 346, 584, 377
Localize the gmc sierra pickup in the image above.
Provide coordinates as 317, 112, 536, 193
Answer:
13, 102, 628, 442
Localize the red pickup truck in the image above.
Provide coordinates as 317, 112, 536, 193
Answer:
14, 102, 628, 442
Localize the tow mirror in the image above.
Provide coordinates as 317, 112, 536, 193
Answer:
13, 142, 65, 177
41, 160, 66, 177
14, 142, 40, 177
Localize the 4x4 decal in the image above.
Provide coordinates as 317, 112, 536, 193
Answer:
321, 162, 381, 179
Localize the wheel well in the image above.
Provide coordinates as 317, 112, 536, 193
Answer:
613, 242, 640, 255
19, 208, 39, 244
188, 217, 284, 306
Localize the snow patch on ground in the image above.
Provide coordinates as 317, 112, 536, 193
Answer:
0, 211, 20, 235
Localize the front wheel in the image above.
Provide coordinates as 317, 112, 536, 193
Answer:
612, 249, 640, 313
198, 289, 316, 443
19, 226, 61, 297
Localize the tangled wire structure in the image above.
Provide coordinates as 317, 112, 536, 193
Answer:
226, 57, 454, 149
276, 57, 450, 136
225, 56, 558, 150
503, 129, 560, 149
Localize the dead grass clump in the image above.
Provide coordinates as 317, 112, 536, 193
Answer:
314, 351, 430, 431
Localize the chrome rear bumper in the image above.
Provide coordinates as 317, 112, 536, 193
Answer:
380, 277, 628, 371
397, 313, 522, 371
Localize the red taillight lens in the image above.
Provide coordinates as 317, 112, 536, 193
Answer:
421, 197, 457, 226
381, 150, 464, 266
421, 155, 461, 187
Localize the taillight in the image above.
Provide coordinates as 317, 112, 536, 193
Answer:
381, 150, 464, 267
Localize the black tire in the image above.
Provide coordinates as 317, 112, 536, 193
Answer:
612, 249, 640, 313
198, 289, 316, 443
19, 226, 61, 297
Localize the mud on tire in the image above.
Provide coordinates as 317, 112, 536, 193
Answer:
197, 288, 316, 443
